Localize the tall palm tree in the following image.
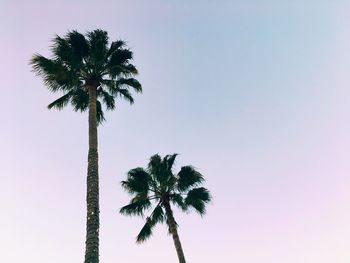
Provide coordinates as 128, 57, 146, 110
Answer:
31, 29, 142, 263
120, 154, 211, 263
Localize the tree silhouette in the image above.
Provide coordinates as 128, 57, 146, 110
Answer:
120, 154, 211, 263
31, 29, 142, 263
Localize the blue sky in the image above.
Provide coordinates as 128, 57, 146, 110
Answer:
2, 1, 350, 262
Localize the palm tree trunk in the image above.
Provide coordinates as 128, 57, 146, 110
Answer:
84, 85, 100, 263
164, 202, 186, 263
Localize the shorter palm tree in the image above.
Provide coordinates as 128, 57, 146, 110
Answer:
120, 154, 211, 263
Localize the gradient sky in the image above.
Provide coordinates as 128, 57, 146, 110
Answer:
2, 0, 350, 262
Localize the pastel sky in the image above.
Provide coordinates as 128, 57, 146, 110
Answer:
2, 0, 350, 262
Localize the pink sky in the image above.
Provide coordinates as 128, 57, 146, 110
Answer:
2, 0, 350, 262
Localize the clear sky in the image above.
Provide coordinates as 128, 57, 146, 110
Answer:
1, 0, 350, 262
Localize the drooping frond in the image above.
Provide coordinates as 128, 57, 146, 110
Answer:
120, 197, 151, 217
136, 205, 165, 243
170, 193, 187, 211
108, 64, 138, 78
115, 88, 134, 104
121, 168, 151, 195
47, 92, 73, 110
116, 78, 142, 93
136, 218, 153, 243
71, 88, 89, 112
106, 41, 135, 78
96, 100, 105, 124
101, 78, 142, 105
151, 204, 165, 224
185, 187, 211, 215
177, 166, 204, 192
69, 88, 104, 124
97, 88, 115, 110
120, 64, 138, 76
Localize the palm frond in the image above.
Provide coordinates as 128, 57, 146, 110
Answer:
116, 88, 134, 104
51, 35, 72, 65
151, 204, 165, 224
71, 88, 89, 112
119, 64, 138, 76
177, 166, 204, 192
148, 154, 162, 179
164, 154, 178, 173
146, 154, 180, 187
47, 92, 72, 110
120, 197, 151, 217
185, 187, 211, 215
67, 30, 89, 60
108, 64, 138, 78
136, 217, 153, 243
108, 48, 133, 69
166, 176, 177, 192
101, 78, 141, 105
96, 100, 105, 124
70, 89, 105, 124
116, 78, 142, 93
170, 193, 187, 211
51, 32, 90, 76
87, 29, 108, 71
107, 40, 126, 58
30, 55, 77, 92
136, 205, 164, 243
97, 88, 115, 110
121, 168, 151, 195
153, 154, 177, 185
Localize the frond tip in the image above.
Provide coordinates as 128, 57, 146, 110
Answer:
119, 198, 151, 217
136, 205, 165, 243
136, 218, 153, 243
47, 92, 72, 110
185, 187, 212, 215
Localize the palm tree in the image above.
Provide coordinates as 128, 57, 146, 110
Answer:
31, 29, 142, 263
120, 154, 211, 263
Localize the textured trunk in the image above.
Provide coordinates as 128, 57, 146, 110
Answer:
164, 202, 186, 263
84, 86, 100, 263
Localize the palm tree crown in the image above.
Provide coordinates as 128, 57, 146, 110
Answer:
120, 154, 212, 243
31, 29, 142, 122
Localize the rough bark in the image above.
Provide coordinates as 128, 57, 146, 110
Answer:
84, 86, 100, 263
164, 202, 186, 263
